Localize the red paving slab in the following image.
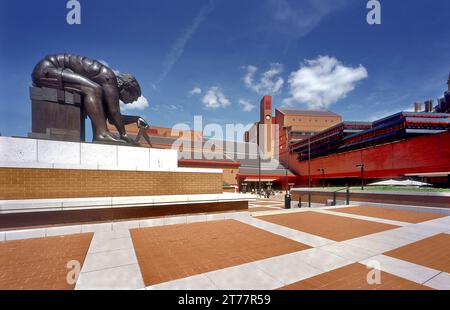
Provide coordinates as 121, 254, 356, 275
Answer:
258, 211, 399, 241
384, 234, 450, 273
0, 233, 93, 290
279, 263, 432, 290
331, 206, 446, 223
130, 219, 309, 286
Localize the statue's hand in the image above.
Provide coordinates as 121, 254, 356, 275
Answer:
120, 134, 139, 146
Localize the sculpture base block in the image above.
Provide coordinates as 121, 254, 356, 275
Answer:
30, 87, 85, 142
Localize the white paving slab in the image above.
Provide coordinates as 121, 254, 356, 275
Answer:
146, 274, 218, 290
139, 218, 165, 228
186, 214, 208, 224
93, 229, 131, 239
81, 248, 138, 273
360, 233, 416, 249
393, 225, 441, 239
112, 221, 140, 231
46, 225, 82, 237
374, 227, 431, 243
225, 212, 252, 220
413, 221, 450, 233
254, 252, 323, 285
81, 223, 113, 233
288, 248, 353, 272
319, 243, 378, 262
0, 231, 5, 242
237, 217, 334, 247
76, 264, 144, 290
163, 216, 187, 226
423, 272, 450, 290
5, 228, 46, 241
343, 236, 400, 254
361, 255, 440, 285
88, 236, 134, 254
206, 213, 227, 222
286, 232, 335, 248
205, 263, 283, 290
427, 216, 450, 226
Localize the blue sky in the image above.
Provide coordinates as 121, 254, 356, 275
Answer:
1, 0, 449, 140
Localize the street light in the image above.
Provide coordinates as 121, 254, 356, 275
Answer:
258, 143, 261, 197
317, 168, 325, 188
308, 135, 312, 208
356, 164, 365, 190
283, 126, 292, 209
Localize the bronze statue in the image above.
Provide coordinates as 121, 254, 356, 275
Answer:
31, 53, 142, 144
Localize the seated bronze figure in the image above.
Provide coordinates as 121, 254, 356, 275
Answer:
32, 53, 142, 144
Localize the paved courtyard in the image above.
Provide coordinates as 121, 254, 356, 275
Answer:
0, 204, 449, 290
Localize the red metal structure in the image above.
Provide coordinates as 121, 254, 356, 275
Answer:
289, 129, 450, 187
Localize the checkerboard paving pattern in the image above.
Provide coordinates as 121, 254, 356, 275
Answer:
1, 205, 449, 290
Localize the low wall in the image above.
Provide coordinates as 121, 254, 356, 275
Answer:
0, 167, 223, 199
0, 201, 249, 230
291, 188, 450, 209
0, 136, 178, 170
0, 137, 224, 199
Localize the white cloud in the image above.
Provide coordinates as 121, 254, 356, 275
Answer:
202, 87, 231, 110
189, 87, 202, 95
242, 63, 284, 95
120, 96, 150, 111
284, 55, 368, 109
239, 99, 256, 112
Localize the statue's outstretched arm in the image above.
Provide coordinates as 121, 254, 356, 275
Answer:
102, 83, 136, 145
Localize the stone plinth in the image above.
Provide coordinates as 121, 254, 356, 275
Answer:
29, 86, 85, 142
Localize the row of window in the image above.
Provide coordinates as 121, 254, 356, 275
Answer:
288, 118, 338, 123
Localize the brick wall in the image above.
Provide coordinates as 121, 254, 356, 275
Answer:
178, 162, 238, 186
0, 168, 223, 200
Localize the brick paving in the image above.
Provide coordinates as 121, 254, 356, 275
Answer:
258, 211, 399, 241
0, 233, 93, 290
1, 206, 449, 290
279, 263, 432, 290
331, 206, 445, 223
384, 234, 450, 273
130, 219, 309, 286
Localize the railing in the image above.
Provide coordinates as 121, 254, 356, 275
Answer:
297, 192, 312, 208
296, 187, 351, 208
332, 187, 350, 206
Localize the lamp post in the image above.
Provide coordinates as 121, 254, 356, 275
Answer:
356, 164, 365, 190
283, 126, 292, 209
258, 143, 261, 197
318, 168, 325, 188
308, 135, 312, 208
